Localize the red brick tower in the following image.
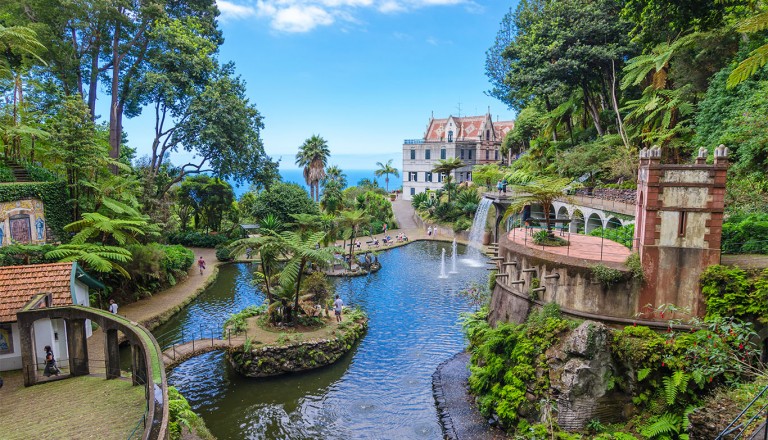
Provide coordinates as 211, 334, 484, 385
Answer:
634, 145, 729, 318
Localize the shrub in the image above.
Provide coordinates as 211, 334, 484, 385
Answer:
114, 243, 194, 300
215, 244, 233, 262
532, 230, 569, 246
453, 217, 471, 233
0, 164, 14, 182
625, 253, 644, 281
700, 265, 768, 323
167, 231, 229, 248
168, 386, 213, 440
589, 224, 635, 249
591, 263, 625, 287
0, 244, 58, 266
721, 214, 768, 254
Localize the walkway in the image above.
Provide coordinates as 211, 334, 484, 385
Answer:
507, 227, 630, 263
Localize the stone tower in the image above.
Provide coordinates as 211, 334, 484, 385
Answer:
634, 145, 729, 317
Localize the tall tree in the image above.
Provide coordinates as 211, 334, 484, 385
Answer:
374, 159, 399, 193
295, 135, 330, 202
278, 230, 335, 321
503, 177, 574, 233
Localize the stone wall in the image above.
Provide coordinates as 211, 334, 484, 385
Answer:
574, 188, 637, 205
227, 320, 367, 377
489, 236, 640, 326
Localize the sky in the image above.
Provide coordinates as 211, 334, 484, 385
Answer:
120, 0, 518, 172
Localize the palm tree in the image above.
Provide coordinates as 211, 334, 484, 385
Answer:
339, 209, 371, 264
227, 214, 284, 305
278, 230, 337, 321
502, 177, 574, 233
323, 165, 347, 189
374, 159, 400, 192
432, 158, 466, 202
320, 180, 345, 214
295, 135, 330, 202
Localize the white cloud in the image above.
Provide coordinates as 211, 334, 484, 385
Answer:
217, 0, 257, 21
235, 0, 476, 33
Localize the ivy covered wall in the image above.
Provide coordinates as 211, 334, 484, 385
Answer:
0, 182, 70, 242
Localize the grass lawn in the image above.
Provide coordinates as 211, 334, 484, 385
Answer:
0, 371, 146, 440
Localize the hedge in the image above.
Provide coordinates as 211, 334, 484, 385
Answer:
0, 181, 70, 242
167, 231, 230, 248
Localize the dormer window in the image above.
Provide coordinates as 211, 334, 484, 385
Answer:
448, 131, 453, 142
486, 129, 491, 140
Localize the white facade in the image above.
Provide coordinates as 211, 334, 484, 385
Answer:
402, 113, 513, 200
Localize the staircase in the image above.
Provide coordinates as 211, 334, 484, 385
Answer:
0, 158, 32, 182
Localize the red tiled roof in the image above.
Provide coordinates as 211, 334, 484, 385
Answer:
424, 114, 515, 142
0, 263, 75, 322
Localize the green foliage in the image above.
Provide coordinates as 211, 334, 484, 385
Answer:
168, 386, 211, 440
300, 272, 334, 306
591, 264, 625, 287
700, 265, 768, 323
167, 231, 229, 248
721, 214, 768, 254
223, 305, 265, 336
178, 175, 235, 233
0, 163, 14, 182
589, 224, 635, 249
46, 244, 132, 278
249, 182, 319, 226
411, 192, 429, 210
639, 412, 683, 439
215, 244, 233, 262
458, 281, 491, 310
532, 230, 569, 247
0, 244, 57, 266
462, 304, 571, 430
453, 217, 471, 233
111, 243, 193, 299
0, 182, 70, 241
625, 253, 644, 281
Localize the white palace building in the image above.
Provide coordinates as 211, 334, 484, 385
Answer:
401, 112, 514, 200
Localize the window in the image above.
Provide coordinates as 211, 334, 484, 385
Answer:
410, 149, 415, 160
438, 173, 444, 183
468, 150, 473, 160
448, 131, 453, 142
486, 129, 490, 140
485, 149, 489, 160
425, 149, 431, 160
678, 212, 687, 237
425, 172, 432, 182
467, 172, 472, 181
408, 172, 418, 182
460, 149, 465, 159
495, 150, 499, 160
458, 172, 464, 182
410, 187, 415, 195
440, 148, 446, 159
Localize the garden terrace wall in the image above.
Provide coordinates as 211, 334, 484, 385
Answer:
574, 188, 637, 205
489, 234, 642, 326
227, 319, 367, 377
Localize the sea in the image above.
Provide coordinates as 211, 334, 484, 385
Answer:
230, 169, 403, 198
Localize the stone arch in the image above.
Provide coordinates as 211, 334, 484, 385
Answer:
557, 206, 569, 219
586, 213, 603, 233
570, 209, 585, 233
606, 217, 623, 229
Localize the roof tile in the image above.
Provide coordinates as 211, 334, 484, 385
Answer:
0, 263, 75, 322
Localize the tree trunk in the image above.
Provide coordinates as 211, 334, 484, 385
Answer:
293, 260, 306, 320
582, 85, 604, 136
109, 25, 122, 165
610, 60, 630, 148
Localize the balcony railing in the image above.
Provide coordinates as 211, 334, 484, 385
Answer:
403, 139, 425, 144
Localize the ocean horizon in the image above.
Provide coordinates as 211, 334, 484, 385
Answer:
230, 168, 404, 198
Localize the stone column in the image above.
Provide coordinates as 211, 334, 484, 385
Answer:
17, 315, 37, 387
65, 318, 89, 376
131, 343, 147, 386
104, 328, 121, 379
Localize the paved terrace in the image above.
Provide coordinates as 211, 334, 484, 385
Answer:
506, 227, 631, 263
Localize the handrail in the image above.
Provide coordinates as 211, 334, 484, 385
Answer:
716, 384, 768, 440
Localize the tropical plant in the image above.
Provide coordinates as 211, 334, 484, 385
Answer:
374, 159, 400, 192
502, 177, 573, 232
727, 10, 768, 88
338, 209, 371, 263
323, 165, 347, 189
432, 158, 466, 199
295, 134, 330, 202
46, 244, 132, 278
66, 212, 148, 246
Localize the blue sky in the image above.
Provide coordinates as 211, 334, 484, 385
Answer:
121, 0, 518, 172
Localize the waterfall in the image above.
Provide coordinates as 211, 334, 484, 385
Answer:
463, 198, 493, 266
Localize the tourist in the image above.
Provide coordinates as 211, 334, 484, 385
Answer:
246, 247, 253, 259
198, 256, 206, 275
43, 345, 59, 377
334, 295, 344, 323
383, 222, 388, 234
497, 180, 502, 194
108, 299, 118, 315
427, 226, 432, 237
502, 179, 508, 194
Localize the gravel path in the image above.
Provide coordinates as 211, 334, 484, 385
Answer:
433, 352, 508, 440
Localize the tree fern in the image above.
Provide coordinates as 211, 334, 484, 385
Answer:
728, 11, 768, 88
640, 412, 681, 438
638, 367, 652, 381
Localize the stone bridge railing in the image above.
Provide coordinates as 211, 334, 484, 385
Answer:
17, 305, 169, 440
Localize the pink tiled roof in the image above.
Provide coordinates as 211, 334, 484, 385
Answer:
0, 263, 74, 322
424, 114, 515, 142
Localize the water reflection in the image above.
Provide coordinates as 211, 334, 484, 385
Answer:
161, 241, 487, 439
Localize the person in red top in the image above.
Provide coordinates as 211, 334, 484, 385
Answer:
197, 256, 206, 275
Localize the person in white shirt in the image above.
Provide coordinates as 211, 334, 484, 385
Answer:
109, 299, 118, 314
334, 295, 344, 323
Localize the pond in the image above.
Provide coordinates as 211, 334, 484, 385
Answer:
155, 240, 488, 439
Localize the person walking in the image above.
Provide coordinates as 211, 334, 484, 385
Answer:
43, 345, 59, 377
197, 256, 206, 275
333, 295, 344, 323
497, 180, 502, 194
427, 226, 432, 237
108, 299, 118, 315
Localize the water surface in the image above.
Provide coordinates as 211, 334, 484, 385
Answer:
158, 241, 487, 439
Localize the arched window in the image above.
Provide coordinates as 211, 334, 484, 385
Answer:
448, 130, 453, 142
